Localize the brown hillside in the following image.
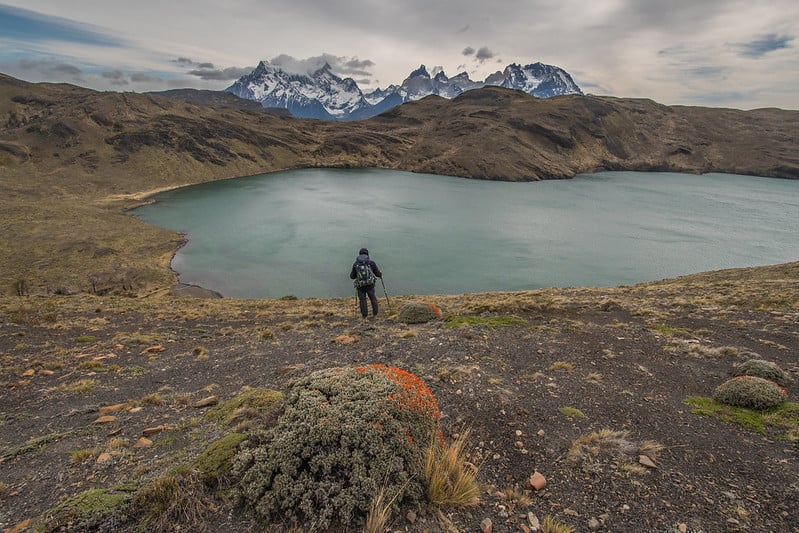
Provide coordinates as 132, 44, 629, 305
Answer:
0, 73, 797, 294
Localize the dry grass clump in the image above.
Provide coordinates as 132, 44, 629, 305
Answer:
132, 471, 214, 532
733, 359, 790, 386
712, 376, 788, 410
541, 514, 575, 533
425, 428, 480, 506
567, 429, 662, 474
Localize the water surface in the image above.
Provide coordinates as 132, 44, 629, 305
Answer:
133, 169, 799, 298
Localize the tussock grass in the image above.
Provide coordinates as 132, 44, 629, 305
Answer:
59, 378, 99, 393
549, 361, 574, 372
542, 514, 575, 533
424, 428, 480, 506
133, 471, 212, 532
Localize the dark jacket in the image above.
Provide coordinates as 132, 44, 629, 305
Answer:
350, 254, 382, 283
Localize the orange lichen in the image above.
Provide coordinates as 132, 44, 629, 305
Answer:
357, 364, 441, 423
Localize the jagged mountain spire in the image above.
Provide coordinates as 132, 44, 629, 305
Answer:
226, 60, 582, 121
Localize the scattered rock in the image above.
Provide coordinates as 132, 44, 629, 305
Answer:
22, 369, 35, 377
134, 437, 153, 448
677, 524, 688, 533
528, 471, 547, 490
96, 452, 112, 463
99, 403, 127, 415
141, 344, 165, 354
588, 516, 602, 529
193, 395, 219, 408
528, 512, 540, 529
639, 454, 657, 468
92, 415, 116, 424
142, 425, 170, 436
406, 510, 417, 524
480, 517, 493, 533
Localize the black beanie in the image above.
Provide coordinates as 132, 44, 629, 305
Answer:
359, 248, 369, 255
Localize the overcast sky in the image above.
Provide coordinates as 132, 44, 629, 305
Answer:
1, 1, 797, 110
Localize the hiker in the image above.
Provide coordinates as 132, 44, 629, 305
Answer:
350, 247, 383, 318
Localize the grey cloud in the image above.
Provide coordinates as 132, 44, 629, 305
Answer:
736, 34, 794, 58
475, 47, 495, 62
188, 66, 253, 81
462, 47, 475, 56
130, 73, 163, 83
102, 70, 125, 80
174, 57, 216, 69
17, 59, 82, 77
270, 54, 375, 82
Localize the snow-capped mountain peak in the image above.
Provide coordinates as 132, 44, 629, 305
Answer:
226, 59, 582, 120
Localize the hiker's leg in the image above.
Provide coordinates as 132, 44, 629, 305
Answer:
367, 285, 379, 316
357, 289, 368, 317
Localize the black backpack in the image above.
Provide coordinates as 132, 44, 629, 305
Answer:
353, 257, 376, 288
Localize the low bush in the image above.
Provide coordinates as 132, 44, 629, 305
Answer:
233, 365, 440, 530
733, 359, 790, 386
712, 376, 788, 410
397, 302, 441, 324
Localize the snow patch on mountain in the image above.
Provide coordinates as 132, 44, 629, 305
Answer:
226, 59, 582, 120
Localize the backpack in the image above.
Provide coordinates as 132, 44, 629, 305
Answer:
353, 257, 376, 288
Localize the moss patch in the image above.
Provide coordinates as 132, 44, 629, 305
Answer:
193, 432, 247, 485
685, 397, 799, 440
44, 487, 132, 530
203, 388, 283, 427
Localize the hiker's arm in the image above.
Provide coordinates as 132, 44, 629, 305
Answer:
350, 265, 357, 279
372, 262, 383, 278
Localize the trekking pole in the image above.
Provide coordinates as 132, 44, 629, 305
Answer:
379, 277, 391, 312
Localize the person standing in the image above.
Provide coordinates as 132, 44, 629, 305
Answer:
350, 247, 383, 318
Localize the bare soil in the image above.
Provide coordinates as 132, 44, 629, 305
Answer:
1, 263, 798, 532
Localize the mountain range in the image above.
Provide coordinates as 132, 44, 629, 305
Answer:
225, 60, 582, 120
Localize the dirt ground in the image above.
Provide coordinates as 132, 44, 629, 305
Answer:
0, 263, 798, 532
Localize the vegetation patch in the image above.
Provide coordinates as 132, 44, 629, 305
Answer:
232, 365, 441, 530
203, 387, 283, 428
567, 429, 662, 475
444, 315, 527, 329
131, 471, 213, 531
733, 358, 790, 386
712, 376, 788, 410
559, 407, 586, 420
42, 487, 132, 531
685, 397, 799, 440
398, 301, 442, 324
425, 428, 480, 506
192, 432, 247, 486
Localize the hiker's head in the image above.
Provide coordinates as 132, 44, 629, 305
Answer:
359, 248, 369, 256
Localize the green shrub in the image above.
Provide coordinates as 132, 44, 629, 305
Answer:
734, 359, 790, 386
397, 302, 440, 324
713, 376, 788, 410
233, 365, 440, 530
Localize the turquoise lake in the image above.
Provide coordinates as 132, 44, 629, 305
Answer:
132, 169, 799, 298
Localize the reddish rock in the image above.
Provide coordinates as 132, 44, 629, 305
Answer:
529, 471, 547, 490
93, 415, 116, 424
